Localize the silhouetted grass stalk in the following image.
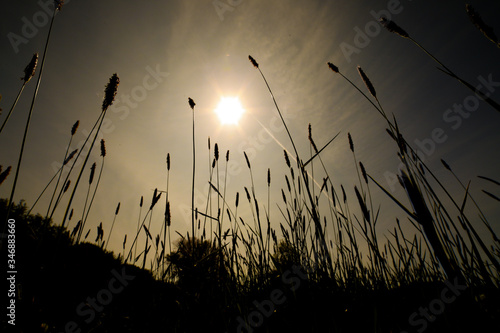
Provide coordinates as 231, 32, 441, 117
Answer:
105, 202, 120, 250
76, 139, 106, 243
61, 73, 119, 228
27, 148, 77, 216
76, 162, 96, 242
380, 17, 500, 113
126, 189, 161, 263
249, 55, 333, 276
45, 121, 79, 217
188, 97, 196, 247
5, 5, 61, 223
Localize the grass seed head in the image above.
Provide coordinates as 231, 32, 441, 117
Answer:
89, 162, 96, 184
244, 151, 251, 169
166, 201, 171, 227
308, 124, 319, 153
380, 18, 409, 38
167, 153, 170, 171
357, 66, 377, 98
63, 180, 71, 193
248, 55, 259, 68
150, 188, 162, 209
244, 187, 251, 202
330, 185, 336, 207
102, 73, 119, 112
71, 120, 79, 136
465, 4, 499, 46
386, 128, 397, 141
348, 133, 354, 152
284, 150, 291, 168
0, 166, 12, 185
354, 186, 370, 221
63, 149, 78, 165
214, 143, 219, 161
54, 0, 64, 11
23, 53, 38, 83
188, 97, 196, 110
285, 175, 291, 192
359, 162, 368, 184
327, 62, 339, 73
441, 159, 452, 171
100, 139, 106, 157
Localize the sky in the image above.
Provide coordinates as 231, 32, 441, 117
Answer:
1, 0, 500, 256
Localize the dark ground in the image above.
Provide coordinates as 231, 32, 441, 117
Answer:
1, 199, 499, 333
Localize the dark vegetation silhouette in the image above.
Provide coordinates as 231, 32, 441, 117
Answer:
1, 2, 500, 333
1, 198, 499, 332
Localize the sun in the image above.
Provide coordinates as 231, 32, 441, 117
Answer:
214, 97, 245, 125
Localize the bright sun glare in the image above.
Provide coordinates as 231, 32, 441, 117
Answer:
214, 97, 245, 125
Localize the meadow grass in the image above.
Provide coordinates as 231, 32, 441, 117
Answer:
1, 3, 499, 332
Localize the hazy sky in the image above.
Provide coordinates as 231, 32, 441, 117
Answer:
1, 0, 500, 254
